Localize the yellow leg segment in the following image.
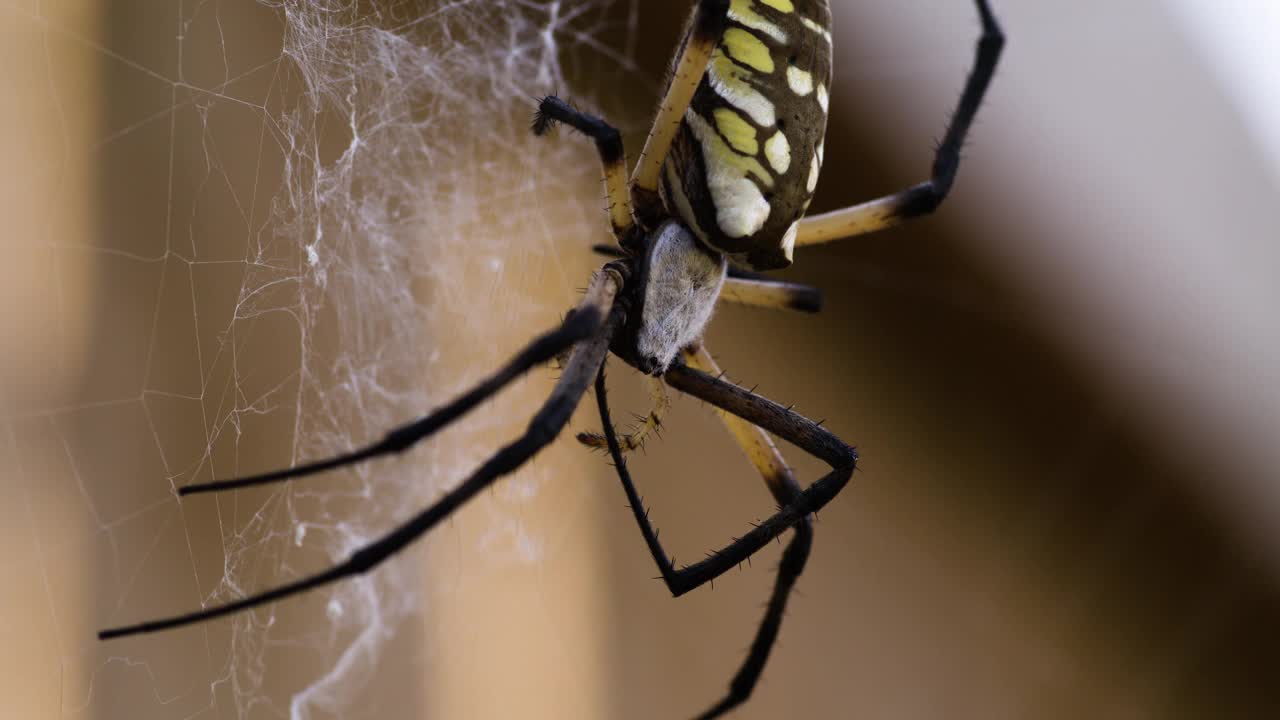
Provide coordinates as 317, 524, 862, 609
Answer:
578, 375, 669, 453
533, 95, 636, 241
630, 1, 728, 227
720, 276, 822, 314
795, 0, 1006, 251
603, 151, 635, 238
793, 194, 911, 248
681, 343, 797, 505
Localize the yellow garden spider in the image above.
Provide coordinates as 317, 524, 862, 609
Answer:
100, 1, 1003, 717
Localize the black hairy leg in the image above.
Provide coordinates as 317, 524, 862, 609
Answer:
795, 0, 1005, 247
594, 358, 855, 719
100, 266, 626, 639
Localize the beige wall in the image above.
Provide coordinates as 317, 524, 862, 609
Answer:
1, 2, 98, 716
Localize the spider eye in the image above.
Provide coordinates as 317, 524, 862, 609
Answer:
637, 355, 662, 376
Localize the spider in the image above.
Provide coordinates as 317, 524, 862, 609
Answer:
100, 1, 1003, 717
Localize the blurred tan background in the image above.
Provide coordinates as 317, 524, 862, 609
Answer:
2, 1, 1278, 719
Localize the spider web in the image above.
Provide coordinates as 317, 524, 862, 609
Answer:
1, 1, 638, 717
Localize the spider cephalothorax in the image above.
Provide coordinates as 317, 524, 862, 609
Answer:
100, 2, 1003, 717
626, 220, 728, 374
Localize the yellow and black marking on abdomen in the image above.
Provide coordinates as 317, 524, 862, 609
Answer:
661, 0, 832, 271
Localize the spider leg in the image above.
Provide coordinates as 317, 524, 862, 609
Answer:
795, 0, 1004, 248
594, 355, 855, 719
597, 360, 853, 596
681, 347, 796, 527
719, 277, 822, 314
99, 267, 625, 640
629, 0, 730, 229
179, 305, 601, 496
533, 96, 638, 248
577, 374, 668, 453
680, 344, 810, 719
591, 245, 823, 314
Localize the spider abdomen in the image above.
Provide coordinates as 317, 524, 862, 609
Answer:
661, 0, 832, 271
